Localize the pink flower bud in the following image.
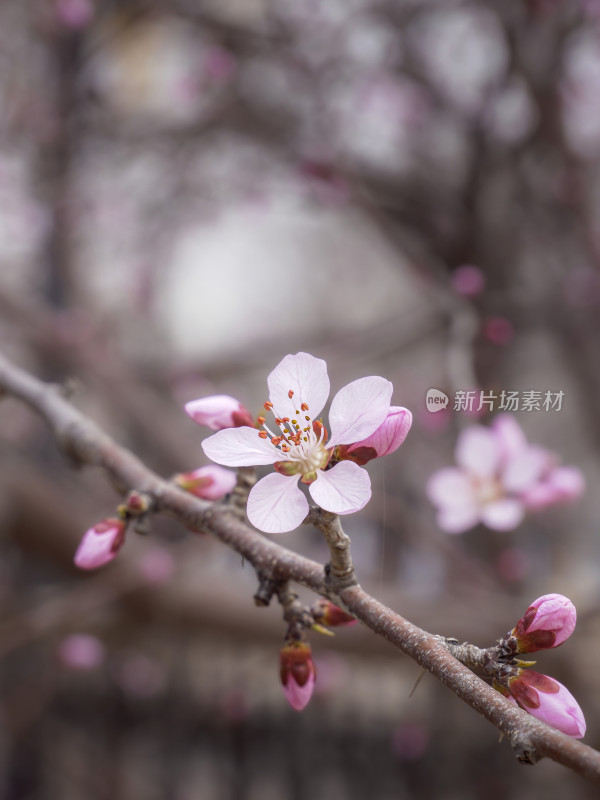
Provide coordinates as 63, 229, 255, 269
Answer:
339, 407, 412, 466
311, 599, 357, 627
74, 518, 126, 570
175, 465, 237, 500
280, 642, 316, 711
506, 670, 586, 738
185, 395, 254, 431
512, 593, 577, 652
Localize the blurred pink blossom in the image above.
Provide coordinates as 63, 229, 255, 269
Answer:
138, 547, 176, 584
427, 415, 584, 533
451, 265, 485, 297
58, 634, 105, 670
482, 316, 514, 345
55, 0, 94, 29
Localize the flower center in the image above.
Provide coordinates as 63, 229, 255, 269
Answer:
256, 389, 330, 477
473, 475, 503, 505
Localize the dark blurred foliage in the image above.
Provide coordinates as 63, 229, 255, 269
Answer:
2, 0, 600, 797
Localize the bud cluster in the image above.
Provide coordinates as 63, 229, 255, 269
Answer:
279, 599, 357, 711
492, 594, 585, 738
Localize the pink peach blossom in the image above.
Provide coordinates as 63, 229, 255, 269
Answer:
201, 353, 408, 533
185, 395, 254, 431
427, 415, 584, 534
175, 464, 237, 500
503, 671, 585, 738
74, 518, 126, 570
512, 593, 577, 652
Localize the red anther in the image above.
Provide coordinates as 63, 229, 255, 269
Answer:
264, 401, 273, 410
282, 444, 290, 452
314, 420, 323, 429
258, 431, 268, 439
282, 417, 290, 423
271, 436, 283, 445
275, 418, 283, 425
301, 403, 309, 411
288, 390, 294, 399
257, 416, 266, 425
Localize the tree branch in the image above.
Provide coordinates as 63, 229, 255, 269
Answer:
0, 350, 599, 783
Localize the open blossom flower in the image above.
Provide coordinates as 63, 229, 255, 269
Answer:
74, 518, 126, 570
495, 671, 586, 738
200, 352, 410, 533
280, 641, 316, 711
510, 593, 577, 653
185, 395, 254, 431
174, 465, 237, 500
427, 414, 584, 534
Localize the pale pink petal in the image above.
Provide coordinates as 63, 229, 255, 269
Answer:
522, 467, 585, 510
426, 468, 477, 509
347, 406, 412, 458
247, 473, 308, 533
456, 426, 502, 478
282, 672, 315, 711
267, 352, 330, 420
479, 498, 524, 530
202, 426, 280, 467
492, 414, 527, 461
327, 376, 393, 447
436, 505, 481, 534
502, 446, 552, 493
308, 461, 371, 514
546, 466, 585, 500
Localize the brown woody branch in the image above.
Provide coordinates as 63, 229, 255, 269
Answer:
0, 351, 599, 784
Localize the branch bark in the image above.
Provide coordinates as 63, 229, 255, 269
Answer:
0, 350, 599, 784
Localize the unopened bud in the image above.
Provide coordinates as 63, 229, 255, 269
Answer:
175, 465, 237, 500
185, 395, 254, 431
280, 641, 316, 711
496, 670, 585, 738
311, 599, 357, 627
511, 593, 576, 653
74, 518, 126, 570
337, 407, 412, 466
